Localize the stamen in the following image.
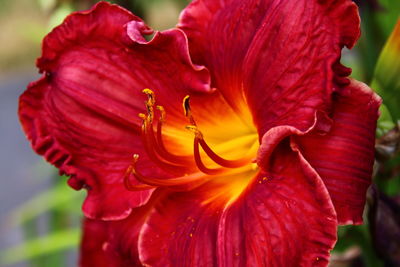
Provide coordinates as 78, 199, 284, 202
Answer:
155, 105, 193, 164
185, 125, 203, 139
145, 104, 154, 123
143, 88, 155, 106
139, 114, 188, 174
128, 90, 256, 182
193, 138, 225, 175
123, 155, 156, 191
156, 105, 166, 122
138, 113, 147, 131
143, 89, 155, 123
186, 125, 252, 169
198, 138, 251, 168
138, 91, 194, 173
129, 154, 209, 186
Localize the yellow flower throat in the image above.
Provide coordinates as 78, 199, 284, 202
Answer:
124, 89, 259, 201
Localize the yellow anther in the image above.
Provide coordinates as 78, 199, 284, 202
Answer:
142, 88, 155, 106
156, 105, 166, 122
185, 125, 203, 139
138, 113, 148, 130
138, 113, 146, 120
182, 95, 196, 125
183, 95, 191, 118
133, 154, 139, 161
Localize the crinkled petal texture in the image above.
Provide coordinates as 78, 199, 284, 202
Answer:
179, 0, 360, 135
295, 80, 381, 224
20, 0, 381, 266
138, 144, 337, 266
18, 2, 216, 220
180, 0, 380, 226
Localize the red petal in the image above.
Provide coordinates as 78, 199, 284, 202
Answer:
80, 216, 144, 267
80, 219, 127, 267
294, 80, 381, 225
80, 190, 165, 266
19, 2, 213, 220
179, 0, 360, 135
138, 144, 337, 266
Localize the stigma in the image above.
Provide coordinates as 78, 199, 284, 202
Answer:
124, 89, 257, 190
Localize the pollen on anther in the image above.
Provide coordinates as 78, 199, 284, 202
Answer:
183, 95, 191, 116
189, 233, 193, 238
156, 105, 166, 122
185, 125, 203, 139
142, 88, 155, 105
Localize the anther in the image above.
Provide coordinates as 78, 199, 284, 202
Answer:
143, 88, 155, 106
138, 113, 146, 120
156, 105, 166, 122
138, 113, 147, 130
123, 154, 156, 191
143, 89, 155, 122
183, 95, 196, 125
185, 125, 203, 139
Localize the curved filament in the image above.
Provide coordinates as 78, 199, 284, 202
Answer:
130, 154, 209, 187
198, 138, 252, 168
140, 118, 188, 175
154, 105, 193, 164
193, 138, 225, 175
123, 156, 157, 191
124, 90, 256, 189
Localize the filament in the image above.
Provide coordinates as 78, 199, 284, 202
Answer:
128, 154, 212, 187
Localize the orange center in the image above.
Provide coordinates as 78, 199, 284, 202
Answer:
124, 89, 260, 203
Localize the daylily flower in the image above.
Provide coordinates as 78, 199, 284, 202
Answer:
19, 0, 381, 266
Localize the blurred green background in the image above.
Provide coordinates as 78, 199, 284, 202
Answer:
0, 0, 399, 266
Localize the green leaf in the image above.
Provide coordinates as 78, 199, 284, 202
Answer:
376, 103, 396, 136
0, 228, 81, 266
333, 225, 384, 267
377, 0, 400, 38
371, 19, 400, 121
7, 180, 83, 227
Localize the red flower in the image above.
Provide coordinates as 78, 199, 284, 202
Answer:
19, 1, 381, 266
